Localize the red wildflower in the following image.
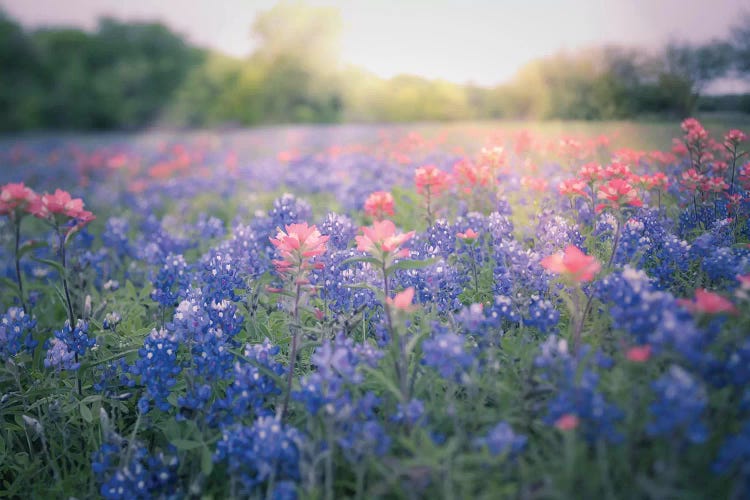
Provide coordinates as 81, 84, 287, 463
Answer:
386, 287, 416, 312
269, 223, 329, 277
678, 289, 737, 315
356, 220, 415, 258
558, 178, 589, 198
364, 191, 395, 220
554, 414, 580, 431
595, 178, 643, 212
0, 182, 38, 216
415, 165, 451, 196
626, 345, 652, 363
541, 245, 601, 283
457, 228, 479, 240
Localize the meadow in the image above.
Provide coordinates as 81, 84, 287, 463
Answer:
1, 118, 749, 499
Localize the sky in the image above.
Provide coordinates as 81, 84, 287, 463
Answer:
1, 0, 748, 89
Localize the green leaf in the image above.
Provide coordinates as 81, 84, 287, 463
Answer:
18, 240, 47, 258
386, 258, 436, 275
363, 366, 403, 400
201, 446, 214, 475
31, 257, 65, 276
79, 402, 93, 423
171, 439, 204, 451
0, 277, 20, 295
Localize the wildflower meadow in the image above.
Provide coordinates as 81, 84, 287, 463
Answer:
1, 119, 750, 499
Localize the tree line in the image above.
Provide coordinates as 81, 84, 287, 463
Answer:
1, 4, 749, 132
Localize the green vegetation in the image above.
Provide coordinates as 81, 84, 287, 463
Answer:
1, 4, 750, 132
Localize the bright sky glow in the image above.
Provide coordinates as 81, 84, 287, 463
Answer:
1, 0, 747, 86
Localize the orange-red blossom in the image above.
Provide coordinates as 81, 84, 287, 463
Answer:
269, 222, 329, 281
541, 245, 601, 283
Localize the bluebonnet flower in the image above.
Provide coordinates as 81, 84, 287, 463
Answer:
525, 295, 560, 334
92, 441, 179, 500
534, 211, 584, 257
596, 266, 703, 357
134, 215, 194, 265
214, 416, 303, 495
211, 338, 285, 426
130, 328, 181, 413
309, 247, 379, 316
701, 245, 750, 284
93, 358, 135, 397
392, 399, 425, 426
44, 337, 79, 371
102, 216, 132, 257
267, 193, 313, 229
150, 253, 189, 307
271, 481, 298, 500
200, 250, 245, 303
395, 258, 467, 313
421, 330, 475, 382
102, 311, 122, 330
534, 337, 622, 443
295, 335, 382, 416
713, 421, 750, 495
194, 213, 225, 240
318, 212, 357, 251
647, 365, 708, 444
169, 289, 211, 340
337, 392, 391, 463
475, 421, 527, 457
53, 319, 96, 357
0, 307, 37, 360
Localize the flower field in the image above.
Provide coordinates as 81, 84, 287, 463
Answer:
1, 119, 750, 499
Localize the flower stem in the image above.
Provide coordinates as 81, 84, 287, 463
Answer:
729, 146, 737, 196
57, 227, 81, 395
280, 283, 302, 419
13, 217, 28, 314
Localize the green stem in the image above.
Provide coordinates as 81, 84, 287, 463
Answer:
325, 420, 334, 500
729, 146, 737, 196
13, 216, 28, 314
57, 227, 81, 395
280, 283, 302, 420
425, 186, 433, 227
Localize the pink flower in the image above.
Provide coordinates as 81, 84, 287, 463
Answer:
680, 168, 706, 193
682, 118, 709, 142
603, 162, 631, 179
595, 178, 643, 212
678, 288, 737, 315
356, 220, 414, 257
477, 146, 507, 173
541, 245, 601, 283
558, 179, 589, 198
639, 173, 670, 191
457, 228, 479, 240
520, 176, 548, 192
387, 287, 416, 311
415, 165, 451, 196
269, 222, 329, 276
554, 414, 579, 431
29, 188, 95, 229
364, 191, 395, 220
724, 129, 748, 148
0, 182, 38, 216
626, 345, 652, 362
453, 159, 494, 194
703, 177, 729, 193
578, 162, 604, 183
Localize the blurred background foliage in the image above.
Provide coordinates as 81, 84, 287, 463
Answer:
1, 3, 750, 132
